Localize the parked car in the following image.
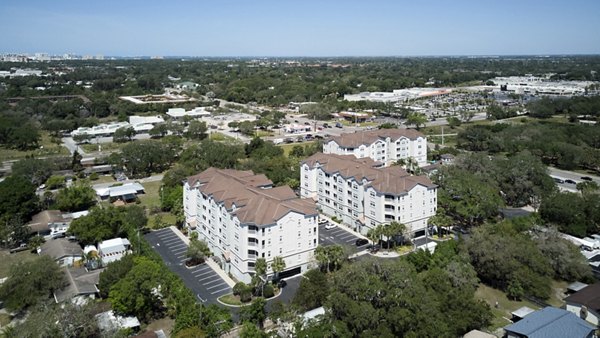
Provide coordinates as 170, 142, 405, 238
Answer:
277, 279, 287, 288
325, 223, 336, 230
367, 244, 380, 253
335, 122, 343, 128
355, 238, 369, 247
581, 176, 593, 181
9, 243, 28, 254
565, 179, 577, 184
318, 218, 328, 225
304, 121, 310, 125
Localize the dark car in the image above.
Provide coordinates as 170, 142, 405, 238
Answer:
304, 122, 310, 125
277, 279, 287, 288
335, 122, 343, 128
581, 176, 593, 181
565, 179, 577, 184
367, 244, 380, 253
355, 238, 369, 247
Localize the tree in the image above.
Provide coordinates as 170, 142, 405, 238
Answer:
55, 183, 96, 212
98, 254, 135, 298
405, 112, 428, 129
198, 304, 233, 337
271, 256, 286, 281
447, 116, 462, 128
109, 256, 169, 321
73, 133, 92, 144
239, 297, 267, 328
289, 145, 305, 158
45, 175, 66, 190
68, 205, 146, 245
117, 140, 176, 178
12, 157, 53, 187
187, 238, 211, 265
239, 321, 268, 338
113, 126, 136, 143
0, 175, 39, 222
0, 255, 66, 312
149, 123, 169, 138
253, 257, 268, 296
292, 269, 330, 311
576, 181, 599, 195
314, 245, 346, 273
185, 120, 208, 140
8, 302, 101, 338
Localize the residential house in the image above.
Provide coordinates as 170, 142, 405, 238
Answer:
53, 266, 102, 303
323, 129, 427, 166
40, 238, 83, 267
503, 307, 596, 338
94, 182, 145, 203
184, 168, 319, 283
27, 210, 71, 239
98, 238, 131, 265
564, 282, 600, 326
301, 153, 437, 236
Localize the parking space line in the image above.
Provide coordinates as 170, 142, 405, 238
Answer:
198, 274, 218, 282
346, 238, 356, 243
210, 286, 231, 295
206, 282, 227, 290
171, 246, 188, 253
191, 265, 211, 273
161, 237, 181, 245
203, 278, 223, 286
156, 232, 176, 238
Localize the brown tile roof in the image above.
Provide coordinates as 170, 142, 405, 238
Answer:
187, 168, 317, 226
327, 128, 425, 148
303, 153, 437, 195
40, 238, 83, 260
564, 282, 600, 313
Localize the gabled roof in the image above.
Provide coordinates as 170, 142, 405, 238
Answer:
186, 168, 317, 226
27, 210, 68, 233
564, 282, 600, 313
54, 266, 102, 303
504, 307, 596, 338
327, 128, 425, 148
40, 238, 83, 260
303, 153, 437, 195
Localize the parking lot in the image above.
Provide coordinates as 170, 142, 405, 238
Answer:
318, 222, 368, 253
144, 228, 231, 304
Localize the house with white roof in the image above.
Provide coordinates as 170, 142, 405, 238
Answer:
167, 107, 211, 119
94, 182, 145, 202
98, 238, 131, 265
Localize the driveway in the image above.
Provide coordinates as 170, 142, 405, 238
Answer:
144, 228, 231, 304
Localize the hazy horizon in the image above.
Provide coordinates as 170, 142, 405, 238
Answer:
2, 0, 600, 57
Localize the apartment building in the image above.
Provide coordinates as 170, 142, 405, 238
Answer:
323, 129, 427, 166
184, 168, 318, 283
301, 153, 437, 236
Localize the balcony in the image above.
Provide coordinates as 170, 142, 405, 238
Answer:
247, 229, 257, 235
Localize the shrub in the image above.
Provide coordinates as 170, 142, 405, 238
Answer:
240, 289, 252, 303
233, 282, 246, 296
263, 284, 274, 298
89, 172, 99, 180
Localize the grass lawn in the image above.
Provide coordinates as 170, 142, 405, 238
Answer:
80, 141, 124, 153
395, 245, 413, 255
0, 313, 11, 327
88, 174, 116, 185
209, 132, 236, 142
279, 141, 316, 157
149, 212, 176, 229
475, 284, 541, 330
0, 250, 39, 278
138, 180, 162, 209
0, 131, 68, 160
219, 294, 244, 306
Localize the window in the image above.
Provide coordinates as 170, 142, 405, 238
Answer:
279, 248, 282, 254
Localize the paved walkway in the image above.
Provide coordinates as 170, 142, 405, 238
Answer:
169, 226, 236, 288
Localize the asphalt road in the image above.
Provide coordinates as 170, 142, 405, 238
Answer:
548, 167, 600, 190
144, 228, 231, 304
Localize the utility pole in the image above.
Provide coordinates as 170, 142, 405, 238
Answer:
441, 126, 445, 146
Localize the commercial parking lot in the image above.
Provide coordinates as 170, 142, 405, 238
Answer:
144, 228, 231, 304
318, 221, 368, 253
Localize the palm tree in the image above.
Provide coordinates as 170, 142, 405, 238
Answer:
271, 256, 286, 282
254, 258, 267, 296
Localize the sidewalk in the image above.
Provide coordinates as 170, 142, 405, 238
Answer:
169, 226, 236, 288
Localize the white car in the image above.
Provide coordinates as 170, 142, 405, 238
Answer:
318, 218, 328, 225
325, 223, 336, 230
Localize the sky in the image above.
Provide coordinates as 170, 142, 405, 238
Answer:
1, 0, 599, 57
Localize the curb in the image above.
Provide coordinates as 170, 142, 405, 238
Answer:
216, 288, 284, 308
